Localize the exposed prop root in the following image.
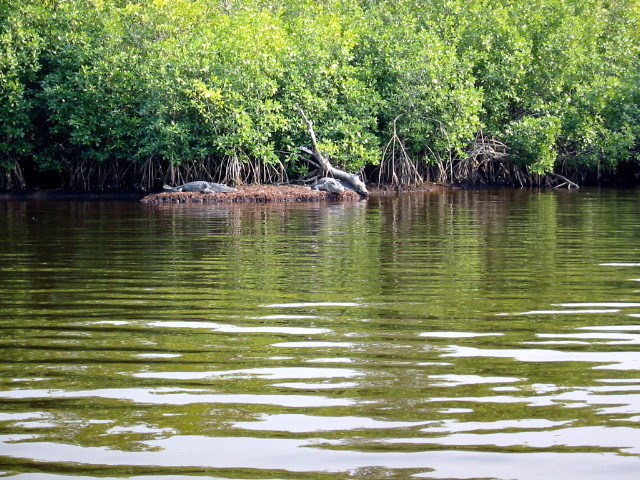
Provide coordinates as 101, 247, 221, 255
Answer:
69, 158, 136, 191
140, 158, 162, 191
0, 162, 26, 190
375, 114, 422, 186
40, 155, 289, 193
218, 154, 243, 186
421, 129, 548, 187
214, 153, 288, 186
453, 130, 510, 184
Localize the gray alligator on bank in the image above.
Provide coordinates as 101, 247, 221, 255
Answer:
310, 177, 345, 194
163, 181, 237, 194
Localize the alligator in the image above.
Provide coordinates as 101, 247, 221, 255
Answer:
163, 181, 237, 194
310, 177, 345, 194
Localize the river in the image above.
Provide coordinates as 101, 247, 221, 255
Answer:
1, 188, 640, 479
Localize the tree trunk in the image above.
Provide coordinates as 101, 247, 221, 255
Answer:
295, 105, 368, 196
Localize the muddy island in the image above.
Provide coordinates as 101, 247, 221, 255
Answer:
140, 184, 362, 204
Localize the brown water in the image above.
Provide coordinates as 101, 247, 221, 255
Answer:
1, 188, 640, 479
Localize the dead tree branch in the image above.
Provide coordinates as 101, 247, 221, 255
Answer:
548, 172, 580, 189
295, 104, 368, 196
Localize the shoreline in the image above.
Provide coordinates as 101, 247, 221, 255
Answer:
0, 182, 451, 203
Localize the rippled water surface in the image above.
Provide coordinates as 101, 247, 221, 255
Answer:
2, 188, 640, 479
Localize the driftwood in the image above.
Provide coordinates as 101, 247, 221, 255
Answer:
295, 104, 368, 197
548, 172, 580, 189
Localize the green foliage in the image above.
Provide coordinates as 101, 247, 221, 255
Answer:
0, 2, 42, 169
0, 0, 639, 188
422, 0, 640, 175
275, 0, 381, 171
505, 116, 561, 174
355, 2, 483, 163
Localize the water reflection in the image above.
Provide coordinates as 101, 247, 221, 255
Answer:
444, 345, 640, 370
146, 320, 331, 334
235, 413, 430, 432
0, 387, 354, 407
134, 366, 361, 380
2, 189, 640, 479
2, 434, 640, 480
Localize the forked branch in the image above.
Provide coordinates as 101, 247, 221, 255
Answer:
295, 104, 368, 196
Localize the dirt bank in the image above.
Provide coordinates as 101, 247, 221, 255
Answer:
0, 182, 450, 202
140, 184, 362, 204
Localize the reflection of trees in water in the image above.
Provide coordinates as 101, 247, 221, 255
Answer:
3, 191, 640, 474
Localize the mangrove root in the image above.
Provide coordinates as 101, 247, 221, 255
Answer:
376, 114, 423, 186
